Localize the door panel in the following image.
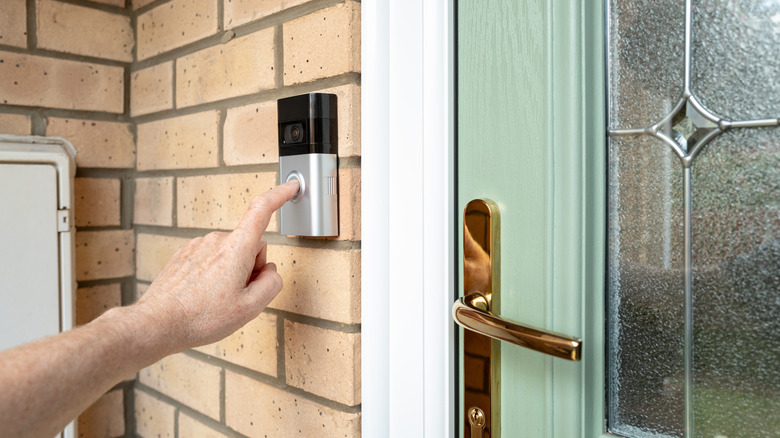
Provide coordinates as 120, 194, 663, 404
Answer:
457, 1, 605, 436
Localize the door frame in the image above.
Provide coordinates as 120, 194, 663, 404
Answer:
362, 1, 606, 437
361, 0, 456, 436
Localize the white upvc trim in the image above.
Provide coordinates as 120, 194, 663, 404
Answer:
361, 0, 455, 436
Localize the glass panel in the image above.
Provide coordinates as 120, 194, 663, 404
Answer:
691, 1, 780, 120
608, 136, 685, 437
608, 0, 685, 130
692, 127, 780, 437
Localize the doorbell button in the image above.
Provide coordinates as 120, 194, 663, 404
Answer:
286, 171, 304, 202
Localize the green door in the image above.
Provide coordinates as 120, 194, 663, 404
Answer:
457, 0, 780, 437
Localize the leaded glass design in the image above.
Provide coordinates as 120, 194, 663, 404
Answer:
607, 0, 780, 437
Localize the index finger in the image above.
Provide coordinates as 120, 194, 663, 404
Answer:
232, 180, 300, 253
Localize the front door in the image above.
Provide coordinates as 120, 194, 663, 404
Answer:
456, 1, 779, 437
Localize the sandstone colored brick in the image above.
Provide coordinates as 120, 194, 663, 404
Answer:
268, 246, 360, 324
74, 178, 121, 227
134, 177, 174, 226
46, 118, 135, 168
136, 234, 190, 282
177, 172, 278, 231
75, 230, 134, 281
132, 0, 156, 9
36, 0, 133, 62
320, 83, 361, 157
78, 390, 125, 438
285, 321, 360, 406
283, 2, 361, 85
76, 283, 122, 325
176, 29, 275, 108
0, 113, 31, 135
178, 412, 227, 438
195, 312, 277, 377
226, 372, 360, 437
0, 52, 124, 113
139, 353, 221, 420
0, 0, 26, 48
135, 390, 174, 438
137, 111, 219, 170
224, 0, 307, 29
90, 0, 125, 6
223, 101, 276, 165
335, 167, 360, 241
137, 0, 218, 60
131, 62, 173, 116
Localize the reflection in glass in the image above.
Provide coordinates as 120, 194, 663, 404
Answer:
608, 136, 685, 437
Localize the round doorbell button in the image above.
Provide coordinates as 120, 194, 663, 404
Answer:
286, 171, 305, 202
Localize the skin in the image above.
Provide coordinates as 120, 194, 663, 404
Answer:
0, 181, 300, 438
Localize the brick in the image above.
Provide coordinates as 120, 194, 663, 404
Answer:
131, 0, 156, 9
135, 390, 174, 438
76, 283, 122, 325
178, 412, 227, 438
136, 233, 190, 282
285, 321, 360, 405
139, 353, 221, 420
137, 0, 218, 60
335, 167, 360, 241
134, 177, 174, 226
320, 83, 361, 157
0, 0, 26, 48
131, 62, 174, 116
177, 172, 278, 232
226, 371, 360, 437
223, 101, 276, 166
176, 29, 275, 108
90, 0, 125, 6
36, 0, 133, 62
283, 2, 361, 86
195, 312, 277, 377
0, 113, 31, 135
78, 390, 125, 438
74, 178, 121, 227
268, 245, 360, 324
75, 230, 134, 281
137, 111, 219, 170
0, 52, 124, 113
46, 118, 135, 168
224, 0, 307, 29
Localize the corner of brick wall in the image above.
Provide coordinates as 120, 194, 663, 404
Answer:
0, 0, 136, 436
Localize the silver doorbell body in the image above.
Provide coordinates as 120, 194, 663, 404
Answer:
278, 93, 339, 237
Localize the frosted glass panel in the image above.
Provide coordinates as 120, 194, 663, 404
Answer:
608, 0, 685, 130
692, 127, 780, 437
608, 136, 685, 437
691, 1, 780, 120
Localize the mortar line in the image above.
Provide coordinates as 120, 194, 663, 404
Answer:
123, 381, 136, 438
0, 105, 134, 122
217, 109, 226, 167
219, 368, 226, 424
0, 44, 132, 67
274, 24, 284, 89
26, 0, 37, 49
55, 0, 133, 15
277, 313, 286, 383
134, 0, 174, 16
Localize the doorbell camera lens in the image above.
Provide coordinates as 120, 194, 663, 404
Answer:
284, 123, 304, 144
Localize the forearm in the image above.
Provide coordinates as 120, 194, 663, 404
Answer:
0, 305, 170, 438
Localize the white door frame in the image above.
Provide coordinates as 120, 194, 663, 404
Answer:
361, 0, 455, 436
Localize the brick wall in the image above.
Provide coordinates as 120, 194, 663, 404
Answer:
0, 0, 361, 436
0, 0, 134, 436
131, 0, 361, 433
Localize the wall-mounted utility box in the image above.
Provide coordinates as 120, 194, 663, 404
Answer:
0, 135, 76, 438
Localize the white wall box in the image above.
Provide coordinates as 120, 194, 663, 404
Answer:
0, 135, 76, 438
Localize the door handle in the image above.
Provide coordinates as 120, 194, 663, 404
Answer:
452, 292, 581, 361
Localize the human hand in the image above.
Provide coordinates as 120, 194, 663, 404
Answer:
133, 181, 300, 354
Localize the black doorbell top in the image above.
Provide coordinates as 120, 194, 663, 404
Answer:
277, 93, 338, 157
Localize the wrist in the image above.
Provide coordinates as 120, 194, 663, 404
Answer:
95, 305, 175, 367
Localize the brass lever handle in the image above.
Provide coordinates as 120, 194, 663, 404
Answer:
452, 292, 582, 361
